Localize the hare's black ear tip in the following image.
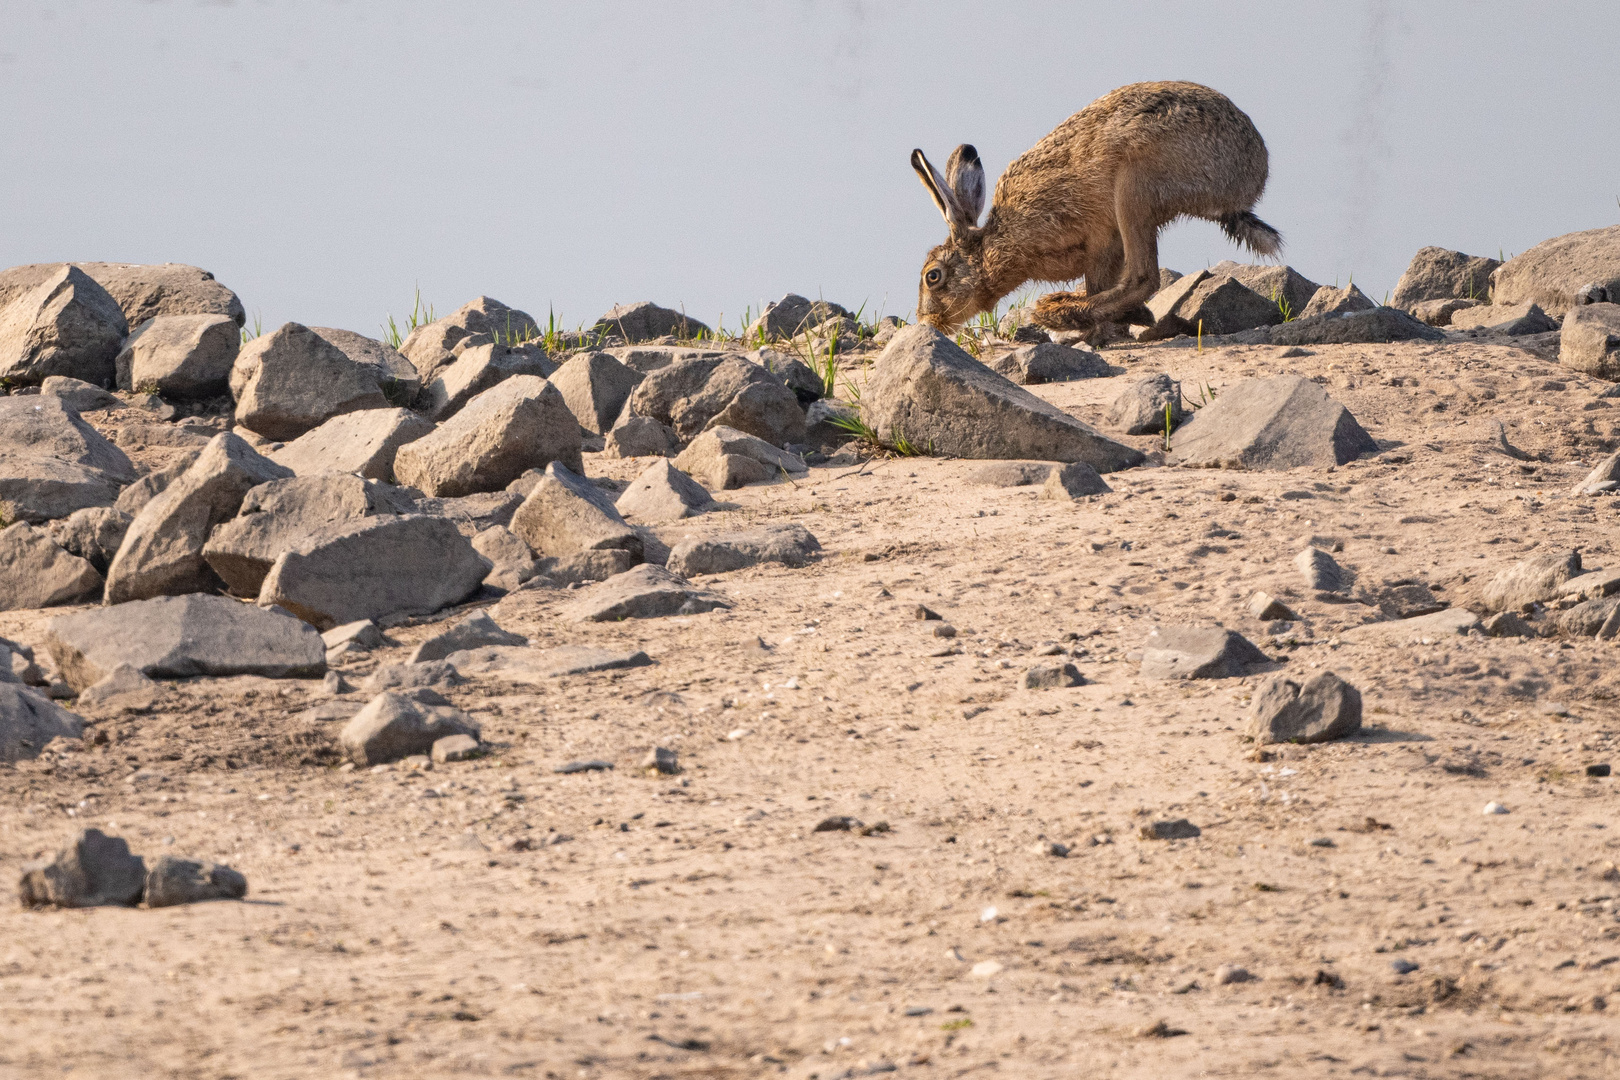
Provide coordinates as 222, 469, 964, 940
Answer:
958, 144, 980, 165
910, 148, 926, 164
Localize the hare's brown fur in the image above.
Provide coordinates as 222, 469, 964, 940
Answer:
912, 81, 1278, 334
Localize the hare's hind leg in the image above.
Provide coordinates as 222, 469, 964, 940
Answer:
1037, 187, 1161, 331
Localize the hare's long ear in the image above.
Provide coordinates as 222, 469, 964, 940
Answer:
912, 148, 966, 234
945, 144, 985, 225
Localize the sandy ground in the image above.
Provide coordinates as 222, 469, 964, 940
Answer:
3, 335, 1619, 1079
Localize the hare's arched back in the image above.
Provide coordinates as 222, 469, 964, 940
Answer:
911, 81, 1279, 335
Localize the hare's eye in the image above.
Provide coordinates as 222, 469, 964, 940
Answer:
925, 268, 943, 287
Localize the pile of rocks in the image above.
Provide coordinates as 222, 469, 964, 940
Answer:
19, 827, 246, 909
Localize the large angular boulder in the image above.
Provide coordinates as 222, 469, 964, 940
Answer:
746, 295, 852, 340
549, 351, 644, 435
41, 376, 120, 412
509, 462, 642, 561
0, 684, 85, 762
672, 426, 807, 489
267, 407, 433, 482
1389, 247, 1501, 308
1450, 302, 1558, 336
1173, 274, 1282, 335
398, 296, 541, 385
0, 395, 137, 524
604, 345, 730, 374
0, 262, 244, 329
0, 265, 128, 386
568, 564, 730, 621
989, 342, 1110, 385
408, 609, 526, 664
256, 514, 490, 630
1167, 375, 1378, 470
1206, 261, 1321, 317
202, 474, 414, 596
1269, 306, 1445, 346
1299, 283, 1376, 319
45, 594, 324, 691
1572, 450, 1620, 496
0, 522, 103, 610
1247, 672, 1362, 745
231, 323, 421, 441
604, 414, 680, 459
340, 691, 481, 766
419, 342, 554, 421
594, 301, 710, 342
104, 432, 293, 603
614, 459, 712, 522
470, 525, 540, 592
1140, 626, 1267, 680
625, 355, 804, 447
393, 376, 581, 497
114, 313, 239, 398
1482, 549, 1581, 612
1108, 374, 1181, 436
1410, 297, 1483, 327
17, 828, 144, 908
1491, 225, 1620, 316
665, 524, 819, 577
113, 452, 198, 517
45, 506, 131, 574
1559, 303, 1620, 381
861, 326, 1144, 471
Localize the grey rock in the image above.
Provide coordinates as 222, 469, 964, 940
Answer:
41, 376, 121, 412
445, 644, 652, 681
1172, 274, 1283, 335
541, 549, 637, 585
113, 452, 198, 517
408, 610, 526, 664
1572, 450, 1620, 495
104, 432, 293, 603
397, 296, 540, 385
554, 759, 613, 774
1023, 662, 1082, 689
114, 314, 239, 398
672, 425, 808, 490
666, 524, 820, 577
1139, 269, 1213, 340
45, 594, 325, 691
0, 262, 243, 330
1558, 595, 1620, 638
1490, 225, 1620, 316
509, 462, 642, 561
1559, 303, 1620, 382
594, 301, 710, 342
804, 399, 859, 447
1390, 247, 1501, 308
269, 407, 435, 482
965, 461, 1053, 487
432, 733, 481, 763
863, 326, 1144, 471
1366, 582, 1446, 620
603, 346, 729, 374
361, 661, 465, 695
321, 620, 385, 651
0, 394, 137, 524
1039, 462, 1112, 501
393, 375, 582, 497
1299, 283, 1376, 319
1450, 302, 1558, 335
569, 564, 730, 621
1482, 611, 1534, 638
753, 347, 823, 402
1166, 375, 1378, 470
615, 459, 713, 522
746, 294, 851, 340
419, 342, 554, 421
1341, 607, 1481, 642
1108, 374, 1182, 435
1247, 591, 1296, 621
17, 828, 144, 908
1482, 549, 1581, 612
1269, 307, 1445, 346
603, 414, 680, 459
471, 525, 539, 592
257, 514, 491, 631
202, 474, 411, 596
549, 351, 644, 435
625, 354, 805, 448
0, 522, 103, 610
231, 323, 420, 441
1141, 819, 1201, 840
0, 636, 44, 685
339, 690, 480, 766
142, 856, 248, 907
1410, 297, 1482, 327
1577, 282, 1611, 305
1207, 261, 1321, 317
76, 663, 160, 710
1247, 671, 1362, 744
990, 342, 1110, 385
1296, 547, 1348, 593
411, 490, 524, 536
0, 265, 128, 386
0, 683, 85, 762
641, 746, 679, 774
1140, 626, 1267, 680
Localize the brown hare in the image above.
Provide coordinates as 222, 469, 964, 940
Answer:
911, 80, 1279, 336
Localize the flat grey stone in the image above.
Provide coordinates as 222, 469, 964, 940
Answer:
1248, 671, 1363, 744
41, 376, 120, 412
615, 459, 712, 522
665, 524, 820, 577
0, 522, 103, 610
1140, 626, 1267, 680
269, 407, 435, 482
408, 610, 526, 664
965, 462, 1052, 487
339, 690, 480, 766
0, 683, 85, 762
321, 620, 384, 651
393, 375, 582, 497
76, 663, 159, 711
1341, 607, 1481, 642
432, 733, 481, 763
1167, 375, 1378, 471
671, 426, 807, 490
568, 564, 730, 622
1450, 302, 1558, 335
1482, 549, 1581, 612
1141, 819, 1201, 840
143, 856, 248, 907
554, 759, 614, 774
1039, 462, 1111, 501
114, 314, 239, 398
0, 394, 136, 524
361, 661, 465, 695
1268, 306, 1445, 346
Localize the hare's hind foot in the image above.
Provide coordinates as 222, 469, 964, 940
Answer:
1032, 291, 1097, 331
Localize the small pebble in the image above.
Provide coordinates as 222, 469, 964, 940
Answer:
933, 623, 957, 639
1309, 837, 1336, 847
1483, 801, 1509, 815
1215, 964, 1252, 985
1390, 959, 1419, 975
1587, 763, 1611, 778
970, 960, 1003, 977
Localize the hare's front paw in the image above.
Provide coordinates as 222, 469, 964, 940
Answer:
1032, 291, 1097, 331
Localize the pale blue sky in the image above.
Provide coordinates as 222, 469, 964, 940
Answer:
3, 1, 1617, 338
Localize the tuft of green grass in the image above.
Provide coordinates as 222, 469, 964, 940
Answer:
1182, 383, 1217, 411
1163, 401, 1173, 452
1270, 287, 1294, 323
381, 288, 434, 349
240, 312, 263, 345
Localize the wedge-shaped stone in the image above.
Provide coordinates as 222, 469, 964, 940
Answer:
1450, 302, 1557, 335
1300, 283, 1376, 319
408, 610, 527, 664
1248, 671, 1362, 745
594, 301, 710, 342
45, 594, 325, 692
1269, 307, 1444, 346
672, 425, 807, 490
202, 474, 414, 596
1167, 375, 1378, 471
550, 351, 644, 434
0, 683, 85, 763
615, 459, 712, 522
509, 462, 642, 561
1490, 224, 1620, 315
604, 414, 680, 458
863, 326, 1142, 470
398, 296, 540, 385
1560, 303, 1620, 382
666, 524, 820, 577
1140, 626, 1267, 680
42, 376, 120, 412
1571, 449, 1620, 495
0, 394, 136, 524
257, 515, 490, 631
231, 323, 420, 441
1039, 462, 1112, 501
1207, 261, 1321, 316
0, 522, 103, 611
268, 407, 435, 481
1175, 275, 1282, 335
0, 262, 244, 330
115, 314, 239, 397
1482, 549, 1581, 612
420, 342, 555, 421
340, 691, 481, 766
603, 346, 729, 374
569, 564, 730, 622
104, 433, 292, 603
472, 525, 539, 592
17, 828, 143, 908
393, 375, 582, 497
45, 506, 130, 574
990, 342, 1110, 385
1108, 374, 1181, 435
0, 265, 128, 386
444, 644, 653, 681
1390, 247, 1500, 308
1342, 607, 1481, 643
625, 355, 804, 447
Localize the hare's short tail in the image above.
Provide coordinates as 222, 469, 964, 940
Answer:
1218, 210, 1282, 257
